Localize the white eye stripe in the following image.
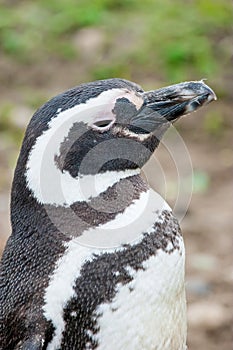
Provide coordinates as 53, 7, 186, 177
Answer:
25, 88, 143, 206
90, 92, 144, 132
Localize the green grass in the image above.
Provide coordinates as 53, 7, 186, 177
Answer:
0, 0, 231, 78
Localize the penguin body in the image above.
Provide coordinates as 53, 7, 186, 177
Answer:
0, 79, 216, 349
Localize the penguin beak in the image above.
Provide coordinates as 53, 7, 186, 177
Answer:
130, 81, 217, 132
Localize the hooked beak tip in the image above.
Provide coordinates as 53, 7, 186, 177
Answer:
199, 80, 217, 102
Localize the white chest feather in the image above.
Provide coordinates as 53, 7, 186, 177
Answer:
43, 189, 186, 349
95, 237, 186, 350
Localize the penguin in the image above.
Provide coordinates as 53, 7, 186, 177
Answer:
0, 78, 216, 350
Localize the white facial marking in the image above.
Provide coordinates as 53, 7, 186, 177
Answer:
25, 88, 143, 206
43, 188, 171, 349
123, 90, 144, 110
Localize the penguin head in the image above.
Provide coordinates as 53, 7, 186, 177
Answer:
14, 78, 216, 208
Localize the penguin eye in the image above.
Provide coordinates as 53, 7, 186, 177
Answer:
92, 119, 115, 131
94, 120, 113, 128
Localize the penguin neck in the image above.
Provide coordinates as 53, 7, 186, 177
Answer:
11, 164, 149, 239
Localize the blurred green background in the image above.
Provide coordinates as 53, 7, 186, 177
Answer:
0, 1, 232, 349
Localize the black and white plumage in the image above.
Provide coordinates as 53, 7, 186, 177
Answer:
0, 78, 216, 350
